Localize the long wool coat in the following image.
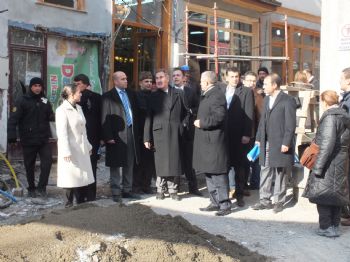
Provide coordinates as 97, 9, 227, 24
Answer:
219, 84, 254, 167
56, 100, 94, 188
256, 91, 296, 167
101, 88, 140, 167
144, 87, 190, 177
193, 85, 228, 174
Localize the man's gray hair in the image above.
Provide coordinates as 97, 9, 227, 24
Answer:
201, 71, 217, 84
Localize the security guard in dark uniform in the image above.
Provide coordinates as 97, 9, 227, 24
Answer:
8, 77, 54, 197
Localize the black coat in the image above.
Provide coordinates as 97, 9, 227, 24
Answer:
193, 85, 228, 174
144, 87, 190, 177
7, 90, 54, 146
183, 85, 199, 141
101, 88, 140, 167
256, 91, 296, 167
78, 89, 102, 148
303, 107, 350, 206
219, 84, 254, 167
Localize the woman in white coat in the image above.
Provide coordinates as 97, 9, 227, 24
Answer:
56, 84, 95, 207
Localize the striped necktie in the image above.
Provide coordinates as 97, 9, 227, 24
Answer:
119, 89, 132, 127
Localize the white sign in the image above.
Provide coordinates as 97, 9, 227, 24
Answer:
338, 24, 350, 51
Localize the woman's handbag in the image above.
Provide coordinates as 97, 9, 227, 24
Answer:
299, 141, 319, 169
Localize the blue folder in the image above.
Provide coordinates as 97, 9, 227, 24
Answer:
247, 144, 260, 162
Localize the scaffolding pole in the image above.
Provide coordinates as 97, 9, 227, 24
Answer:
213, 2, 219, 75
185, 4, 189, 66
284, 15, 289, 83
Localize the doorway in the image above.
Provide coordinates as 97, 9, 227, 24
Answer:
188, 25, 207, 74
114, 24, 160, 89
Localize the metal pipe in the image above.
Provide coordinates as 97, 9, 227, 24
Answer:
213, 2, 218, 75
179, 53, 289, 61
284, 15, 289, 83
185, 4, 189, 66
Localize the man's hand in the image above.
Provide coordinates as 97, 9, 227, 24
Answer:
255, 141, 260, 146
107, 139, 116, 144
194, 119, 200, 128
64, 156, 71, 162
144, 142, 151, 149
241, 136, 250, 144
281, 145, 289, 153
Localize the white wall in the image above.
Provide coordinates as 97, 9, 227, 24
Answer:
320, 0, 350, 93
278, 0, 321, 17
3, 0, 112, 34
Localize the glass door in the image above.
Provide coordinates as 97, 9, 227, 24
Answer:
114, 25, 160, 89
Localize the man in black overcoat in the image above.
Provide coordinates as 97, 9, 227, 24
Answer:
74, 74, 102, 201
144, 69, 190, 201
172, 67, 201, 196
252, 73, 296, 213
101, 71, 140, 202
193, 71, 231, 216
219, 67, 254, 207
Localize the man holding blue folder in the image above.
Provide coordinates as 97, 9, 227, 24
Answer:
252, 73, 296, 213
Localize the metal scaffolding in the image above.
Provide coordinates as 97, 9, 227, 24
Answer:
181, 2, 290, 77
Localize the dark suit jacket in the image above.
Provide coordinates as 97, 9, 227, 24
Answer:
219, 84, 255, 167
183, 85, 199, 141
144, 86, 190, 177
78, 89, 102, 149
256, 91, 296, 167
101, 88, 140, 167
193, 85, 228, 174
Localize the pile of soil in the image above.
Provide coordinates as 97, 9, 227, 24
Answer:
0, 203, 268, 261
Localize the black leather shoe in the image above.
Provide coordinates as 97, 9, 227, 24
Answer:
65, 201, 73, 208
215, 208, 232, 216
170, 193, 181, 201
236, 198, 245, 207
252, 202, 272, 210
199, 205, 220, 212
112, 195, 122, 203
189, 189, 203, 196
27, 190, 37, 198
156, 193, 165, 200
273, 203, 284, 213
122, 192, 141, 199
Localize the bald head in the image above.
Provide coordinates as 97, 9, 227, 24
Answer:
113, 71, 128, 89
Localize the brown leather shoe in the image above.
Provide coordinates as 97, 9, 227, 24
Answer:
341, 218, 350, 226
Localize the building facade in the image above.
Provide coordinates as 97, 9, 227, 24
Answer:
0, 0, 112, 152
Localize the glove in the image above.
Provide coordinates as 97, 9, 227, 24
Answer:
8, 138, 17, 144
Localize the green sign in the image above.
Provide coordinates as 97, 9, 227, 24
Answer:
47, 37, 102, 109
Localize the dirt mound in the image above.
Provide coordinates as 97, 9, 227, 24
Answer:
0, 203, 268, 261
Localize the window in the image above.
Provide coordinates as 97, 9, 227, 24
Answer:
9, 28, 46, 107
271, 24, 320, 86
114, 0, 163, 27
188, 6, 257, 75
37, 0, 85, 11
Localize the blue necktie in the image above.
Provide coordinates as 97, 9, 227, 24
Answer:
119, 89, 132, 127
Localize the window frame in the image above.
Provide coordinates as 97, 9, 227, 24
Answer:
36, 0, 86, 12
187, 3, 259, 74
271, 23, 320, 85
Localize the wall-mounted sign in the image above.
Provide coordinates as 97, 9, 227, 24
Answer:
47, 36, 102, 109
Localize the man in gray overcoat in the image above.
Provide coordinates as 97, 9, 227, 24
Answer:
252, 73, 296, 213
193, 71, 232, 216
144, 69, 190, 201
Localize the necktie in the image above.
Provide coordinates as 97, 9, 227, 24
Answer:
119, 89, 132, 127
